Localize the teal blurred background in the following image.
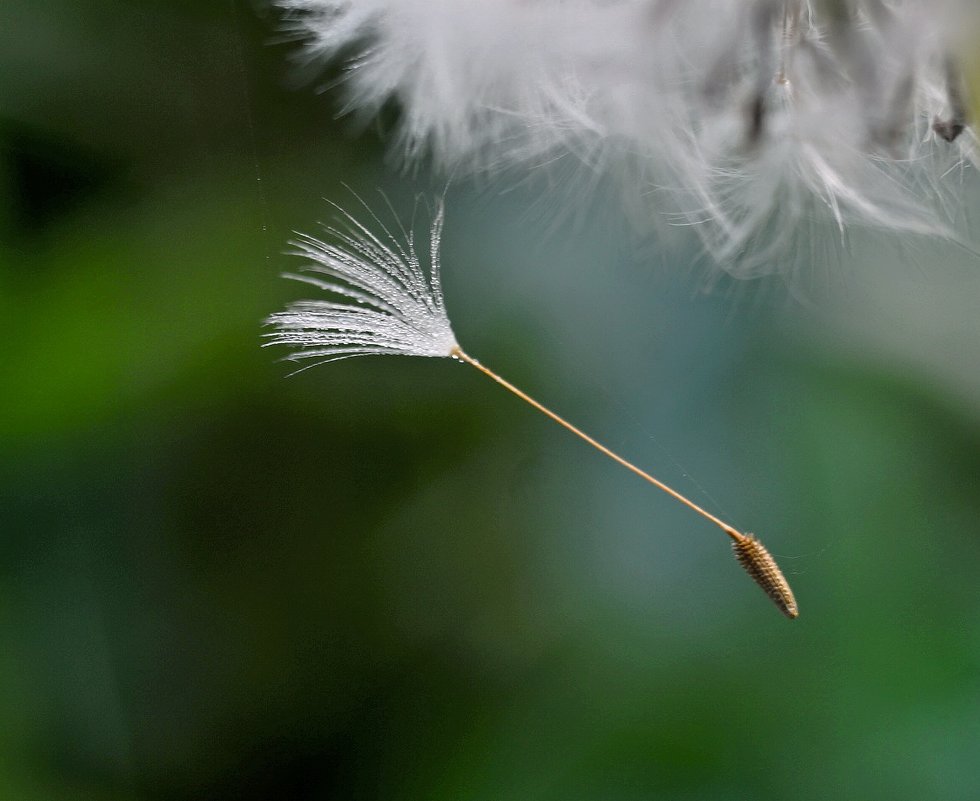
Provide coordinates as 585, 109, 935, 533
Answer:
2, 2, 980, 799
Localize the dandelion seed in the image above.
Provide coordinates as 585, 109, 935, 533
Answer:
264, 194, 798, 617
731, 534, 799, 619
272, 0, 980, 278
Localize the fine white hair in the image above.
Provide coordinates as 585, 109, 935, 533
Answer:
264, 195, 459, 369
274, 0, 980, 277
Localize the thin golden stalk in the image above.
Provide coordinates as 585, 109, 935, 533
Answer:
451, 345, 799, 619
452, 346, 741, 539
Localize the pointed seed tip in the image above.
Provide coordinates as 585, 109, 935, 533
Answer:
732, 534, 799, 620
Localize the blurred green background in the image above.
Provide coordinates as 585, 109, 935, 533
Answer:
2, 2, 980, 799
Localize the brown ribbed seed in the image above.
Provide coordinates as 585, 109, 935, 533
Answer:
732, 535, 799, 619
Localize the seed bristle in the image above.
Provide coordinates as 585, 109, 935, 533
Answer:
732, 534, 799, 619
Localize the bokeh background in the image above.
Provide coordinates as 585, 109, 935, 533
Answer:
3, 2, 980, 799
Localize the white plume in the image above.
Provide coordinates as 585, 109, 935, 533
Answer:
274, 0, 980, 277
264, 195, 459, 368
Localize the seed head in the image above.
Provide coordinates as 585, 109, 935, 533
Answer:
274, 0, 980, 277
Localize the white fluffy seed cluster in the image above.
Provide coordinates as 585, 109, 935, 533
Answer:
263, 197, 459, 367
274, 0, 979, 276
